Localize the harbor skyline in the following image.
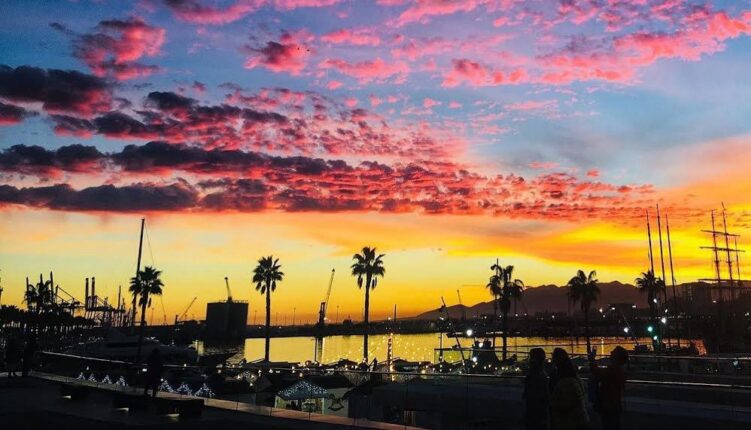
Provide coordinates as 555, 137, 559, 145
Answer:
2, 0, 751, 321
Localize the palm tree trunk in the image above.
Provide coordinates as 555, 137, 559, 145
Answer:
492, 298, 498, 348
264, 283, 271, 362
501, 305, 508, 361
135, 293, 148, 363
363, 274, 371, 362
584, 306, 591, 353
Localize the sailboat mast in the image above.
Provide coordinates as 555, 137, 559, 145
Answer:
646, 210, 655, 275
656, 205, 668, 304
720, 204, 735, 301
665, 213, 680, 347
132, 218, 145, 327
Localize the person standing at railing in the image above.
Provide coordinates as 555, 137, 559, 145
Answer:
523, 347, 550, 430
588, 346, 628, 430
21, 335, 37, 377
144, 349, 163, 398
550, 348, 588, 430
4, 336, 21, 378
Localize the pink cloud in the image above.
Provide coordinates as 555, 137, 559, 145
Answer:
273, 0, 342, 10
442, 59, 488, 87
395, 0, 484, 26
58, 18, 165, 81
529, 161, 559, 170
586, 169, 600, 178
326, 80, 343, 89
369, 95, 382, 107
321, 28, 381, 46
163, 0, 263, 25
423, 97, 441, 108
448, 101, 462, 109
244, 32, 311, 75
319, 58, 410, 83
505, 99, 557, 111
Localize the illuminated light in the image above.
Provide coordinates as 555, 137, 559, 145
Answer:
653, 298, 657, 304
660, 317, 667, 324
653, 335, 658, 341
623, 327, 629, 334
466, 329, 474, 337
647, 325, 654, 333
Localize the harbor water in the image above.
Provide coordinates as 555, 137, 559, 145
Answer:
196, 333, 680, 364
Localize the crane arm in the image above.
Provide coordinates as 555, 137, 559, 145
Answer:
323, 269, 335, 312
224, 277, 233, 302
178, 297, 197, 322
317, 269, 335, 326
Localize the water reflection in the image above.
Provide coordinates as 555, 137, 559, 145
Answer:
196, 334, 669, 364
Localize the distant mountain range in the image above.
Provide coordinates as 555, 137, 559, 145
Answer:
410, 280, 711, 320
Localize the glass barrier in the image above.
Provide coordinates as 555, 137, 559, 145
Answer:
30, 350, 751, 429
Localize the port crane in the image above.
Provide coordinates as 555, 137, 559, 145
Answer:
316, 269, 336, 328
224, 276, 233, 302
456, 289, 467, 320
175, 296, 197, 325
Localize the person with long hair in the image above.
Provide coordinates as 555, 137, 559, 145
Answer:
550, 348, 588, 430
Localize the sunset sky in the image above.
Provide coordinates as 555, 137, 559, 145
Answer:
1, 0, 750, 323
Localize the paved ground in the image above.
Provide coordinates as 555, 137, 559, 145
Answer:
0, 374, 424, 430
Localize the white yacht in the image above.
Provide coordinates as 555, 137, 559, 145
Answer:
65, 331, 198, 364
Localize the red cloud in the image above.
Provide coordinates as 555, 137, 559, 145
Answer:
1, 142, 655, 221
245, 32, 311, 75
321, 28, 381, 46
0, 102, 30, 126
55, 18, 165, 81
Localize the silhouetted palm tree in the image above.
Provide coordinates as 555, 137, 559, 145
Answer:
486, 273, 502, 347
635, 270, 665, 349
567, 270, 600, 353
130, 266, 164, 362
253, 256, 284, 362
491, 262, 523, 361
351, 247, 385, 362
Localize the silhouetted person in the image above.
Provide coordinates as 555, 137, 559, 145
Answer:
22, 335, 37, 377
144, 349, 163, 398
523, 348, 550, 430
4, 337, 21, 377
550, 348, 588, 430
589, 346, 628, 430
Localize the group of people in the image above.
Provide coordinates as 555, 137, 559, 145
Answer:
523, 346, 629, 430
3, 335, 38, 378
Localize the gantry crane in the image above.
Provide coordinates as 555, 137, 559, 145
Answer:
316, 269, 336, 328
457, 289, 467, 320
